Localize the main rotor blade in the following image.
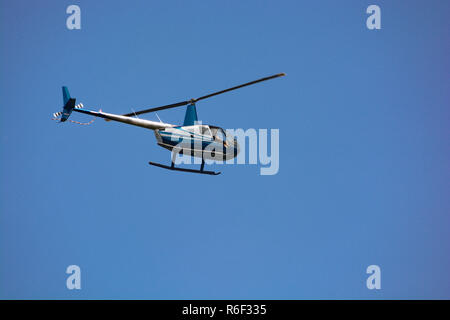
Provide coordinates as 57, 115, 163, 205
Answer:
121, 100, 190, 117
121, 73, 285, 118
194, 73, 286, 103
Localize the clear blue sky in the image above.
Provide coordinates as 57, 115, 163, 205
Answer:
1, 0, 449, 299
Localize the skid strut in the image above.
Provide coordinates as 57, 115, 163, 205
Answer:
149, 153, 220, 175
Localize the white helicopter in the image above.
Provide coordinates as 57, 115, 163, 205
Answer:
53, 73, 285, 175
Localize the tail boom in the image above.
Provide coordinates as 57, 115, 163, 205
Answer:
54, 86, 173, 130
73, 108, 173, 130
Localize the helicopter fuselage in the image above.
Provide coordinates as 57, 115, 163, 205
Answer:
55, 73, 284, 174
155, 124, 239, 161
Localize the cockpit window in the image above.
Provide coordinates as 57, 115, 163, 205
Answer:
200, 126, 212, 137
215, 129, 225, 141
206, 125, 236, 145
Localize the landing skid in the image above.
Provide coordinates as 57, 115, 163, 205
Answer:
148, 161, 221, 175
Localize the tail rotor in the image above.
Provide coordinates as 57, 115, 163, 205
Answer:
52, 87, 93, 125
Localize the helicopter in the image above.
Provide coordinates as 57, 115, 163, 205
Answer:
52, 73, 285, 175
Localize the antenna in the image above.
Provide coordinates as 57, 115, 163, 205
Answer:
155, 112, 162, 123
131, 108, 139, 119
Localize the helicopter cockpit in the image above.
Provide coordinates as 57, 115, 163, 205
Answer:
200, 125, 236, 146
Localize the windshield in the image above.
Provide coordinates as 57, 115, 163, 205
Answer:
192, 125, 233, 143
208, 126, 237, 145
200, 125, 212, 137
210, 127, 225, 141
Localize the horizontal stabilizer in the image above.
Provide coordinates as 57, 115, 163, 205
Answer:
52, 103, 83, 119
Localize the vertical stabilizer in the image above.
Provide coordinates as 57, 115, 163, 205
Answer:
60, 86, 76, 122
62, 86, 71, 105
